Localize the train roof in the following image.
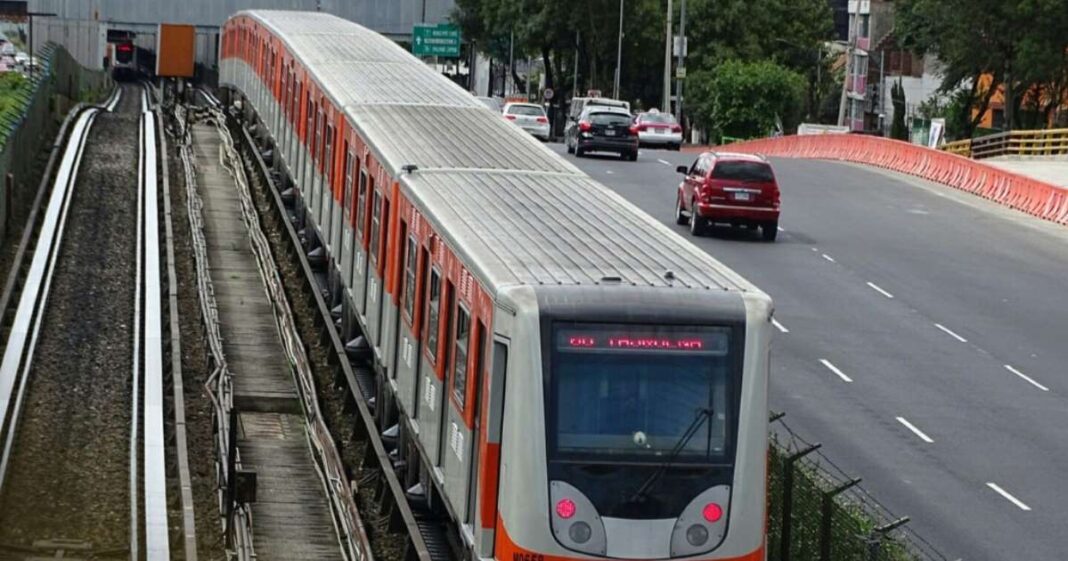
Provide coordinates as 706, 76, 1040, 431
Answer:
232, 10, 764, 296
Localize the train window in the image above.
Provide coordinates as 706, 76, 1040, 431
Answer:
324, 124, 334, 185
403, 235, 417, 324
370, 191, 382, 265
343, 146, 354, 215
425, 268, 442, 362
451, 306, 471, 410
378, 199, 390, 271
356, 170, 368, 239
305, 99, 314, 149
311, 107, 320, 164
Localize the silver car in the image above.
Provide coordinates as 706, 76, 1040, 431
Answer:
635, 111, 683, 150
503, 102, 551, 141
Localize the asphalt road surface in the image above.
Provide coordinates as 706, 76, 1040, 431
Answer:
547, 141, 1068, 561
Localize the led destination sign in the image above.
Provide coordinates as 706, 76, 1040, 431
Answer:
556, 326, 729, 354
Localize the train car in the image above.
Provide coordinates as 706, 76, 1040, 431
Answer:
109, 40, 138, 80
220, 10, 772, 561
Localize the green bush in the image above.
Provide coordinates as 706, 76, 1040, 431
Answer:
687, 59, 806, 143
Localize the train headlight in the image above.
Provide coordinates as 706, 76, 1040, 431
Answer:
686, 524, 709, 546
569, 521, 592, 544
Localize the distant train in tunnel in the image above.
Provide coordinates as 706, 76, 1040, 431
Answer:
109, 40, 155, 81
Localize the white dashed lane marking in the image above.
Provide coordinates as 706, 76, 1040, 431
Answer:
987, 482, 1032, 511
896, 416, 934, 443
866, 282, 894, 299
819, 359, 853, 383
934, 323, 968, 343
1004, 365, 1049, 392
772, 318, 789, 333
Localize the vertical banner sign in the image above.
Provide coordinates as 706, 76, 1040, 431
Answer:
412, 23, 461, 58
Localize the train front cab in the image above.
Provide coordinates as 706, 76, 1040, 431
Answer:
485, 285, 770, 561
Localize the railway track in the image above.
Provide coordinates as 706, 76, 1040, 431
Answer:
0, 84, 195, 559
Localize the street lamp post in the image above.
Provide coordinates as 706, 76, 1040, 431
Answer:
675, 0, 686, 124
613, 0, 623, 99
663, 0, 672, 112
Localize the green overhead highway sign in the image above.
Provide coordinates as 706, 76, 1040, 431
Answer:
412, 23, 461, 58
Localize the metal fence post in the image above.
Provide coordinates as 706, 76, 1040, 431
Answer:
819, 477, 861, 561
780, 443, 821, 561
866, 517, 910, 561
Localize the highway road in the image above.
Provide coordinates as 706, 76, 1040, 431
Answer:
547, 142, 1068, 561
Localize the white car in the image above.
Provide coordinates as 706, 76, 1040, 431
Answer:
635, 111, 683, 150
502, 102, 551, 141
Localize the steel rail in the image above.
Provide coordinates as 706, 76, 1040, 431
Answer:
0, 106, 101, 494
159, 100, 199, 560
139, 103, 170, 560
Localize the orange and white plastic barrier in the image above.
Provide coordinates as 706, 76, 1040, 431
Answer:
721, 135, 1068, 225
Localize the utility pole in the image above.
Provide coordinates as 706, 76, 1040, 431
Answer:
613, 0, 624, 99
837, 0, 859, 127
508, 30, 514, 96
674, 0, 686, 123
573, 31, 579, 96
663, 0, 672, 112
26, 12, 56, 78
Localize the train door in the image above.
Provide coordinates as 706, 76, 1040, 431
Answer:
300, 96, 314, 201
416, 268, 448, 463
312, 106, 326, 231
329, 122, 344, 256
351, 167, 371, 319
441, 312, 486, 527
366, 189, 389, 350
320, 115, 335, 254
340, 145, 356, 296
396, 237, 426, 417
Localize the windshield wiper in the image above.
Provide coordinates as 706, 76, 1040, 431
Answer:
626, 407, 714, 505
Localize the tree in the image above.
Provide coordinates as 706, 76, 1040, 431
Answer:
890, 80, 908, 140
688, 59, 805, 141
896, 0, 1068, 134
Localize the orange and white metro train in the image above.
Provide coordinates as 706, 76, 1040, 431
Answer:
220, 10, 772, 561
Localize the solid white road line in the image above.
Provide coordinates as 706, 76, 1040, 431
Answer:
819, 359, 853, 383
772, 318, 789, 333
934, 323, 968, 343
1004, 365, 1050, 392
822, 253, 836, 263
658, 158, 672, 166
895, 416, 934, 443
987, 482, 1032, 511
866, 281, 895, 299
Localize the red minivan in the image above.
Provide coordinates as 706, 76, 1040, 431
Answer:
675, 152, 781, 241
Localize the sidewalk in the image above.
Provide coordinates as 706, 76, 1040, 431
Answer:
983, 157, 1068, 189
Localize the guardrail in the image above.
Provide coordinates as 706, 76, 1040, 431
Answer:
722, 134, 1068, 225
939, 129, 1068, 160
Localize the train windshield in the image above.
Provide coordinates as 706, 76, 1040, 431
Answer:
549, 323, 733, 462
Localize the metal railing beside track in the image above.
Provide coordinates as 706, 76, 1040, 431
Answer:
174, 103, 256, 561
234, 98, 434, 561
210, 104, 373, 561
941, 128, 1068, 160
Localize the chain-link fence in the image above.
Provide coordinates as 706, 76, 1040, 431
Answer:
767, 413, 948, 561
0, 42, 110, 242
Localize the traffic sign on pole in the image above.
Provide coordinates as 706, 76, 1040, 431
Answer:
412, 23, 461, 58
543, 88, 554, 101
